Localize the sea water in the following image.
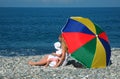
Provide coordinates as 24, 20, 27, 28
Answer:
0, 7, 120, 56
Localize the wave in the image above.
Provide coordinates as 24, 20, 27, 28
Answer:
0, 47, 119, 57
111, 48, 120, 51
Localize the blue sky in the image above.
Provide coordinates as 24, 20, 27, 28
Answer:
0, 0, 120, 7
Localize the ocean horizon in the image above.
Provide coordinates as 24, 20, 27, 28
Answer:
0, 7, 120, 56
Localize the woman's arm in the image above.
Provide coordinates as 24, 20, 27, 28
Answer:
53, 50, 66, 68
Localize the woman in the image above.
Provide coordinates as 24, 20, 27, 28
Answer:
28, 35, 68, 68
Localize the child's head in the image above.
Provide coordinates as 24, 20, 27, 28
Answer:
54, 42, 61, 50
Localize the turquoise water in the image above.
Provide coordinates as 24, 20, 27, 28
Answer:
0, 7, 120, 56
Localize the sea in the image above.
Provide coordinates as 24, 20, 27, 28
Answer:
0, 7, 120, 56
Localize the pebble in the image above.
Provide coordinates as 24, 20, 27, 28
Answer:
0, 49, 120, 79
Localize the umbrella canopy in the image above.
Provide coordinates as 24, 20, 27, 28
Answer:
61, 17, 111, 68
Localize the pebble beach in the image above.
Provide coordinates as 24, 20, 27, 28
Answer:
0, 48, 120, 79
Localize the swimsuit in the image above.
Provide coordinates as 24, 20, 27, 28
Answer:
47, 55, 59, 67
47, 49, 62, 67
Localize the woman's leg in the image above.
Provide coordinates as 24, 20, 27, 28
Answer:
28, 55, 49, 66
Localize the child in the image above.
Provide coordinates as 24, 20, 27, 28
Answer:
45, 42, 62, 67
28, 35, 68, 68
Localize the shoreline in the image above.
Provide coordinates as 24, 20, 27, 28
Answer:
0, 49, 120, 79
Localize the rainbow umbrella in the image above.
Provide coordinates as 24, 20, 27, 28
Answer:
61, 17, 111, 68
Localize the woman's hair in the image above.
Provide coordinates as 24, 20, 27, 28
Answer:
59, 34, 68, 52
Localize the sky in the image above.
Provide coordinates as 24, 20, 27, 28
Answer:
0, 0, 120, 7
